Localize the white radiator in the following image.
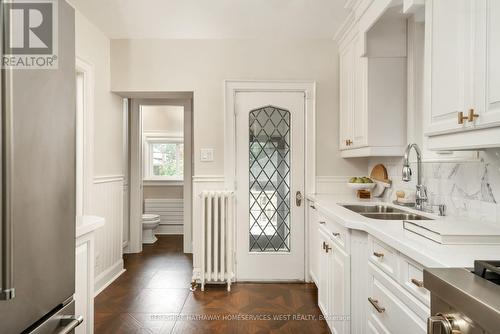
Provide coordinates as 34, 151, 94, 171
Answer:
144, 199, 183, 225
200, 191, 234, 291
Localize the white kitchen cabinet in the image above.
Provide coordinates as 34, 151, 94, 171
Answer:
339, 36, 358, 151
307, 201, 320, 283
318, 227, 331, 317
75, 216, 104, 334
331, 242, 350, 334
367, 263, 427, 334
425, 0, 500, 149
339, 8, 407, 158
317, 226, 351, 334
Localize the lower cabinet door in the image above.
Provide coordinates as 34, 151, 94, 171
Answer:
330, 243, 350, 334
318, 227, 331, 317
308, 203, 320, 283
367, 263, 427, 334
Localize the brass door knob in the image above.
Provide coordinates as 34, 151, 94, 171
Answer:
468, 108, 479, 122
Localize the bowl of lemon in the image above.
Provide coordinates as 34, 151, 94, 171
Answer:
348, 177, 376, 190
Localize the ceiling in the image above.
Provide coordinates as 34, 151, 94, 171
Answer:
69, 0, 349, 39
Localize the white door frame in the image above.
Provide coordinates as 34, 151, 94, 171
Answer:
75, 57, 95, 217
129, 98, 193, 254
224, 80, 316, 280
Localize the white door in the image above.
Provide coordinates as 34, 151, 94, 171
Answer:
235, 91, 305, 281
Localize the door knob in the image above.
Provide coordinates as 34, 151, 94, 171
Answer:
295, 191, 303, 207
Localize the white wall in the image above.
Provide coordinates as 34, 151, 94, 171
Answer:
75, 11, 125, 292
110, 38, 367, 178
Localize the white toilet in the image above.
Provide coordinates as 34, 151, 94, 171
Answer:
142, 213, 160, 244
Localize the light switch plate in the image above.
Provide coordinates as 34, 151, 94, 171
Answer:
200, 148, 214, 162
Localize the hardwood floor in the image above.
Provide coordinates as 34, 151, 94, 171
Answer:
95, 235, 330, 334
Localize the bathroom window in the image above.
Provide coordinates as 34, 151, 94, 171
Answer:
144, 135, 184, 182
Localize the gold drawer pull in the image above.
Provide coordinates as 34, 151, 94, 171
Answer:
373, 252, 384, 258
468, 108, 479, 122
411, 278, 424, 288
310, 204, 316, 209
319, 221, 326, 225
322, 241, 327, 250
368, 297, 386, 313
458, 111, 468, 124
332, 232, 340, 237
325, 244, 332, 253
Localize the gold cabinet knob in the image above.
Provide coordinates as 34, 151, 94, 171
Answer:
346, 139, 353, 146
458, 111, 468, 124
468, 108, 479, 122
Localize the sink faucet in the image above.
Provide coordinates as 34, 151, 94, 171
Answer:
402, 143, 428, 211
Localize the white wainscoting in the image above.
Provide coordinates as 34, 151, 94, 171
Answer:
122, 182, 129, 250
192, 175, 226, 281
145, 198, 184, 235
316, 176, 350, 194
91, 175, 125, 294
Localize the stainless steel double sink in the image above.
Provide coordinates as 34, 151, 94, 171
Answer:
341, 204, 433, 221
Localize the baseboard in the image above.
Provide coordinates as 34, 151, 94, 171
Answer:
94, 259, 125, 296
156, 224, 183, 235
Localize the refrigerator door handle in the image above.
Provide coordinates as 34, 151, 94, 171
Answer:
56, 315, 84, 334
0, 0, 15, 300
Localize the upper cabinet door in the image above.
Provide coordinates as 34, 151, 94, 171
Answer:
475, 0, 500, 126
339, 37, 356, 150
425, 0, 472, 135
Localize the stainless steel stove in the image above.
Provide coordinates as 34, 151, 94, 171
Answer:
424, 261, 500, 334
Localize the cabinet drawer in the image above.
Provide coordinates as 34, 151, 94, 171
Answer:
369, 237, 398, 280
367, 263, 428, 334
400, 257, 430, 307
318, 214, 349, 251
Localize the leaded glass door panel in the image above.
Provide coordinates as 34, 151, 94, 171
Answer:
235, 92, 305, 281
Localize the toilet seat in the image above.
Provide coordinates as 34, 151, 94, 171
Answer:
142, 214, 160, 222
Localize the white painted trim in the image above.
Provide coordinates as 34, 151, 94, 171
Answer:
316, 176, 350, 183
76, 57, 95, 216
224, 80, 315, 282
129, 98, 193, 254
340, 146, 406, 158
193, 175, 225, 183
93, 175, 125, 184
143, 179, 183, 186
224, 80, 316, 195
142, 132, 184, 180
94, 260, 125, 296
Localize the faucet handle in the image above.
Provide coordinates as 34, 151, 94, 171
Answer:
416, 185, 428, 201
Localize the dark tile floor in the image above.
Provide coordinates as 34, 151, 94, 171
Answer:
94, 235, 330, 333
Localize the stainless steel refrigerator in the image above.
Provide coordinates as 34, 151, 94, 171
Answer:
1, 1, 81, 333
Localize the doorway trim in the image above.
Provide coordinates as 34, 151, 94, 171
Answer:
224, 80, 316, 280
128, 97, 193, 254
75, 57, 95, 216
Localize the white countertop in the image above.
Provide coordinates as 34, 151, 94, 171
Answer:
76, 215, 105, 238
308, 194, 500, 268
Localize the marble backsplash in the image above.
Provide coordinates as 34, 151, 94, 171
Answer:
369, 149, 500, 224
